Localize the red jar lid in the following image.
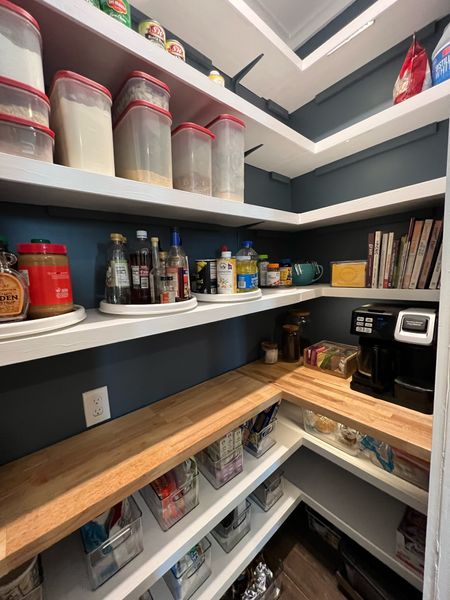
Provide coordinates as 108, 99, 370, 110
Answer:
172, 122, 215, 139
206, 114, 246, 129
0, 0, 40, 32
0, 76, 50, 106
17, 242, 68, 254
0, 112, 54, 139
115, 70, 170, 98
114, 99, 172, 128
50, 70, 112, 102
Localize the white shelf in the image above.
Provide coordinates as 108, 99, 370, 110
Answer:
284, 449, 423, 590
150, 480, 302, 600
1, 285, 438, 367
299, 178, 446, 230
14, 1, 450, 177
0, 153, 299, 231
42, 420, 303, 600
137, 0, 449, 113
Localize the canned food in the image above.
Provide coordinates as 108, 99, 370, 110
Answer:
99, 0, 131, 27
194, 259, 217, 294
138, 19, 166, 49
208, 70, 225, 87
166, 39, 185, 61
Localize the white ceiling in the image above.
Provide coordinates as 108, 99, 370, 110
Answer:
243, 0, 356, 50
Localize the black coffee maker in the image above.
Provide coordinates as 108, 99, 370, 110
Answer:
350, 304, 437, 414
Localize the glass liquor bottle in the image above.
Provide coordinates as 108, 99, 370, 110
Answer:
105, 233, 131, 304
149, 237, 160, 304
130, 230, 151, 304
167, 227, 190, 301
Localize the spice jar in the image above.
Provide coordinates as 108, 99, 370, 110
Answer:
279, 259, 292, 287
267, 263, 280, 287
17, 240, 73, 319
282, 324, 300, 362
261, 341, 278, 364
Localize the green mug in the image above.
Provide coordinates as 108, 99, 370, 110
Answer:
292, 262, 323, 286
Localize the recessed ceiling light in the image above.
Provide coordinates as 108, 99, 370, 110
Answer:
327, 20, 375, 56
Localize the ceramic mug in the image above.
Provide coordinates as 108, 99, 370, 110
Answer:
292, 262, 323, 286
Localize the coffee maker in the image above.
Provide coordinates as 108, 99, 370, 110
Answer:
350, 304, 437, 414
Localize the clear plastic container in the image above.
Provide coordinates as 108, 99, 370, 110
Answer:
303, 409, 361, 456
140, 459, 199, 531
22, 584, 43, 600
244, 420, 277, 458
212, 499, 251, 553
81, 496, 144, 590
171, 123, 214, 195
0, 0, 44, 91
113, 70, 170, 123
114, 100, 172, 187
0, 113, 54, 162
0, 76, 50, 126
0, 555, 42, 600
164, 537, 212, 600
197, 444, 244, 489
207, 114, 245, 202
250, 472, 284, 511
50, 70, 114, 175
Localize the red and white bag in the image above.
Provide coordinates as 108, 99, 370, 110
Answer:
393, 35, 431, 104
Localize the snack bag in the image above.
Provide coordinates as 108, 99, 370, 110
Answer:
393, 35, 431, 104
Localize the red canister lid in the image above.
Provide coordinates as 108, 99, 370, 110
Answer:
171, 122, 215, 139
0, 76, 50, 106
17, 242, 68, 254
0, 0, 40, 32
49, 70, 112, 102
113, 99, 172, 128
206, 114, 246, 128
0, 112, 54, 139
115, 71, 170, 98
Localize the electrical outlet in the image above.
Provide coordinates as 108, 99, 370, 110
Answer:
82, 386, 111, 427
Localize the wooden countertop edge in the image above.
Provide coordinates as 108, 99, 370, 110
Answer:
0, 371, 281, 577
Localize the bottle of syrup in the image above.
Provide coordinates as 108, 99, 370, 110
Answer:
0, 236, 29, 322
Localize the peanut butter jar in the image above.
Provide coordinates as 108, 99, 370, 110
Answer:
17, 240, 73, 319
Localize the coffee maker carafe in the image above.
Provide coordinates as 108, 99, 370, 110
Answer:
350, 304, 437, 414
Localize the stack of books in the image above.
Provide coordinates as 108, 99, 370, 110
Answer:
366, 219, 442, 289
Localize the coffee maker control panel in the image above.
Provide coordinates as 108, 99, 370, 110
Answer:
351, 304, 402, 339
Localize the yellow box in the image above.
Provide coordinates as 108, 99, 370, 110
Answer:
331, 261, 367, 288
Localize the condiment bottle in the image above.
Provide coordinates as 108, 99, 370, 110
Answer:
279, 259, 292, 286
217, 246, 236, 294
105, 233, 130, 304
130, 230, 151, 304
236, 241, 258, 292
17, 239, 73, 319
0, 237, 29, 322
258, 254, 269, 287
267, 263, 280, 287
167, 227, 190, 301
282, 324, 300, 362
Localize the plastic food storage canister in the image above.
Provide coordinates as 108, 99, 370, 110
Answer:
171, 123, 214, 195
50, 70, 115, 175
0, 0, 44, 92
113, 71, 170, 123
17, 241, 74, 319
0, 77, 50, 126
206, 114, 245, 202
114, 100, 173, 187
0, 113, 54, 162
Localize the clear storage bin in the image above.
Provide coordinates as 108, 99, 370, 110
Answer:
172, 123, 214, 195
250, 472, 284, 511
207, 114, 245, 202
0, 555, 42, 600
164, 537, 212, 600
114, 100, 172, 187
0, 0, 44, 91
303, 409, 361, 456
140, 459, 199, 531
197, 444, 244, 489
50, 70, 114, 175
21, 585, 43, 600
81, 496, 143, 590
113, 70, 170, 123
211, 499, 251, 553
244, 419, 277, 458
303, 340, 357, 378
0, 113, 54, 162
0, 77, 50, 126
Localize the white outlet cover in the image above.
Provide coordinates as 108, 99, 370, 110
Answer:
82, 386, 111, 428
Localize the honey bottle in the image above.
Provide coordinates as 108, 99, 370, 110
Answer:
0, 236, 29, 322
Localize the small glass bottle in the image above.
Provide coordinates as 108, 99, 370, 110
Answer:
267, 263, 280, 287
130, 230, 151, 304
167, 227, 190, 301
0, 237, 29, 322
258, 254, 269, 287
105, 233, 131, 304
160, 276, 176, 304
279, 259, 292, 287
282, 324, 300, 362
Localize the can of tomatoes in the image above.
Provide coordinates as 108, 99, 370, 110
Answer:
138, 19, 166, 49
166, 39, 186, 61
